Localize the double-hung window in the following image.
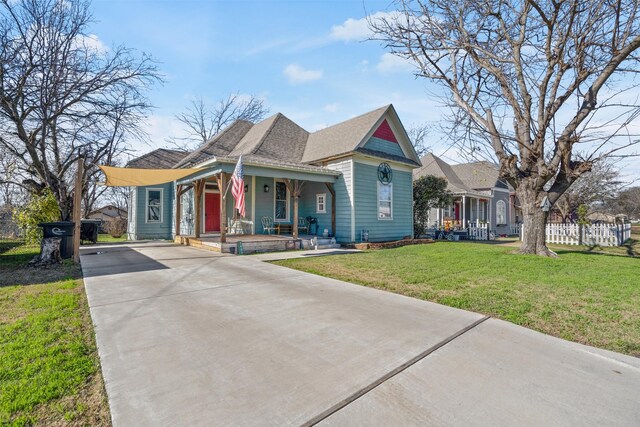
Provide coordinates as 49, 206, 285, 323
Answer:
378, 182, 392, 220
316, 193, 326, 214
146, 188, 163, 223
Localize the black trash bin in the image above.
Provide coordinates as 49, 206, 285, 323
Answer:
80, 219, 100, 244
40, 222, 75, 259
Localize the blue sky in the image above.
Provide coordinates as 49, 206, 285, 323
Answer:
90, 1, 446, 156
89, 0, 638, 183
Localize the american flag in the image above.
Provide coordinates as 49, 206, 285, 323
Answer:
231, 156, 245, 217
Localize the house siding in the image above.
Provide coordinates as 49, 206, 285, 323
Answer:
354, 161, 413, 242
363, 136, 404, 157
254, 176, 279, 234
298, 181, 333, 236
326, 159, 353, 242
135, 183, 174, 239
491, 189, 511, 236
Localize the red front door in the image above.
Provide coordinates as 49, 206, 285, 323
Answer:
205, 193, 220, 232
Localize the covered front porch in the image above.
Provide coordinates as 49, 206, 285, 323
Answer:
175, 233, 339, 254
173, 158, 341, 251
433, 193, 492, 229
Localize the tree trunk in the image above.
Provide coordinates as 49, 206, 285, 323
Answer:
517, 184, 557, 257
30, 237, 63, 266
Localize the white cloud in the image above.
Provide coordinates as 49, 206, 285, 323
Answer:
330, 11, 401, 42
77, 34, 108, 54
324, 103, 339, 113
283, 64, 323, 85
376, 52, 414, 74
134, 114, 186, 155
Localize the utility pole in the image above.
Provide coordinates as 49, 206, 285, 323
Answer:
73, 157, 84, 263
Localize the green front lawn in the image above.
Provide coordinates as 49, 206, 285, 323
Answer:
97, 234, 127, 243
275, 241, 640, 357
0, 246, 110, 426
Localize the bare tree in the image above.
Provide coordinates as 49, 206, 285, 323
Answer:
608, 186, 640, 220
170, 93, 269, 149
408, 122, 431, 158
372, 0, 640, 256
0, 144, 24, 207
0, 0, 160, 220
553, 160, 621, 222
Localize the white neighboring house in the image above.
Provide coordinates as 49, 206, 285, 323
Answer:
413, 154, 521, 236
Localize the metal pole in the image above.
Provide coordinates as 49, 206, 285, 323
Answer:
72, 157, 84, 263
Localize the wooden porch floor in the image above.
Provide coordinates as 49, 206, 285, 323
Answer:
182, 233, 319, 243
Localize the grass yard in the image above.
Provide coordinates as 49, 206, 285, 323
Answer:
275, 239, 640, 357
0, 244, 110, 426
96, 234, 126, 243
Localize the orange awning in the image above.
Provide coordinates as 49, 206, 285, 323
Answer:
99, 165, 204, 187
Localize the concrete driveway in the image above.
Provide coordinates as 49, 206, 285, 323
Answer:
81, 242, 640, 426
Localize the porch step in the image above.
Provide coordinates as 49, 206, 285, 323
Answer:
300, 237, 341, 250
315, 238, 335, 245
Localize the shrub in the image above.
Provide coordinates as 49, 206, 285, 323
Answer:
13, 190, 60, 244
103, 218, 127, 238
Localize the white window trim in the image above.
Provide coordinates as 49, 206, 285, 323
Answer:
316, 193, 326, 214
273, 179, 290, 222
496, 200, 507, 225
145, 187, 163, 223
377, 182, 393, 221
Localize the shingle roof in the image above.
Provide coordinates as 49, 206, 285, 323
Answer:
302, 105, 389, 163
127, 105, 419, 172
216, 154, 341, 175
229, 113, 309, 162
451, 161, 510, 190
414, 154, 512, 194
126, 149, 189, 169
355, 147, 421, 166
413, 153, 471, 193
173, 120, 253, 168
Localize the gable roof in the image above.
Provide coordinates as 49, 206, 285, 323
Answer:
302, 106, 389, 163
413, 153, 471, 193
173, 120, 253, 168
229, 113, 309, 162
126, 148, 189, 169
414, 154, 512, 194
128, 104, 420, 171
451, 161, 510, 190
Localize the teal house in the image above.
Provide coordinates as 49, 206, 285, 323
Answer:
125, 105, 421, 250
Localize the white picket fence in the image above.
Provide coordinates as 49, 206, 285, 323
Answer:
468, 221, 489, 240
510, 224, 521, 236
522, 223, 632, 246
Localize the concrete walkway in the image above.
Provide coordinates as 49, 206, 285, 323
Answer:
251, 247, 361, 261
81, 242, 640, 426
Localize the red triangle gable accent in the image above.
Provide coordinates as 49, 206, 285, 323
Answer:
371, 119, 399, 143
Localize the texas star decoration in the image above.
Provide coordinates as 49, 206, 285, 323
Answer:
377, 162, 393, 184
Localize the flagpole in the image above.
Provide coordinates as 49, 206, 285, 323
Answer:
222, 178, 233, 200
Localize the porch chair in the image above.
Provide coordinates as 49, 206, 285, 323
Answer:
298, 217, 309, 235
261, 216, 275, 235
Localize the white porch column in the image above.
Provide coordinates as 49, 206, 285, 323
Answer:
436, 207, 440, 227
477, 198, 480, 222
462, 196, 466, 227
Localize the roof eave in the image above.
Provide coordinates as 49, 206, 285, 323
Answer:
196, 155, 341, 177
